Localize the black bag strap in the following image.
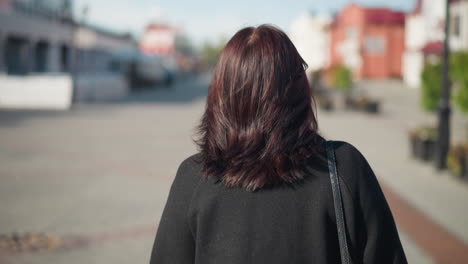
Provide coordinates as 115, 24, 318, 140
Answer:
325, 140, 353, 264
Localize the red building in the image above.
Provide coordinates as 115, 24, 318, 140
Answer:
329, 3, 405, 79
140, 24, 178, 56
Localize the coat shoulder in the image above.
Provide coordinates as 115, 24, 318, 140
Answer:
329, 140, 372, 196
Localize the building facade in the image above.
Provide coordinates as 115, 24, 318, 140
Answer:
329, 3, 405, 79
288, 12, 331, 75
402, 0, 468, 89
0, 0, 136, 109
402, 0, 446, 88
0, 0, 74, 75
450, 0, 468, 52
140, 24, 178, 56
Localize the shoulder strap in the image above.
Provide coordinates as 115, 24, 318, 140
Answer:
325, 140, 353, 264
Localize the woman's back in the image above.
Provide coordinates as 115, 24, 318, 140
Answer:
150, 139, 407, 264
149, 24, 406, 263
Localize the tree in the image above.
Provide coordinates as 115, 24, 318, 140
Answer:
450, 52, 468, 113
331, 64, 353, 93
420, 61, 442, 112
175, 35, 196, 57
199, 36, 227, 68
420, 52, 468, 113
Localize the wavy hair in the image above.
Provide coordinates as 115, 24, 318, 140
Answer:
194, 24, 325, 191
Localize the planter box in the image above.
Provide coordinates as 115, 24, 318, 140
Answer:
460, 155, 467, 179
446, 144, 468, 179
464, 155, 468, 180
317, 94, 334, 111
419, 139, 436, 161
410, 136, 436, 161
345, 95, 380, 114
409, 136, 419, 159
344, 96, 356, 110
364, 101, 379, 114
408, 125, 437, 162
322, 101, 334, 111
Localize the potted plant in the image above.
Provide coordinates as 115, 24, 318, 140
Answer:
364, 99, 380, 114
408, 128, 420, 159
354, 95, 368, 110
418, 126, 437, 161
420, 61, 441, 112
344, 95, 356, 110
309, 70, 334, 111
446, 144, 467, 178
463, 143, 468, 180
409, 61, 440, 164
352, 95, 380, 114
315, 93, 334, 111
450, 52, 468, 171
408, 125, 437, 161
331, 64, 353, 108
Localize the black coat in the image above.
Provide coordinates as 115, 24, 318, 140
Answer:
149, 140, 407, 264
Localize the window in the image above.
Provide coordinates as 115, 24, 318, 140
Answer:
452, 15, 461, 38
12, 0, 72, 20
34, 41, 49, 72
5, 36, 29, 75
346, 27, 358, 40
364, 35, 385, 55
60, 44, 69, 72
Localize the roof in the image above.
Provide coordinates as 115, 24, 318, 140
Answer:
78, 22, 135, 42
328, 3, 405, 28
422, 41, 444, 54
365, 8, 405, 25
145, 23, 179, 32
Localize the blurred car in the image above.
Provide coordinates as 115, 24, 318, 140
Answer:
109, 49, 177, 90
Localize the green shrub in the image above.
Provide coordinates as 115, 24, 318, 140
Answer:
420, 61, 441, 112
450, 52, 468, 113
454, 79, 468, 113
446, 145, 466, 177
331, 64, 353, 93
200, 37, 227, 67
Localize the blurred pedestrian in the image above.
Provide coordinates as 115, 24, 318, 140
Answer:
149, 24, 407, 264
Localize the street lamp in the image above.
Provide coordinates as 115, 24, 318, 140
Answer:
434, 0, 452, 170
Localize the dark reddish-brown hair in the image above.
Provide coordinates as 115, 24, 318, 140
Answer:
194, 24, 324, 191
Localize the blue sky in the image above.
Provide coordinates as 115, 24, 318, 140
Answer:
74, 0, 416, 46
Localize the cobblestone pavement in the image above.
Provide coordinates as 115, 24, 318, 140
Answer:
0, 75, 467, 263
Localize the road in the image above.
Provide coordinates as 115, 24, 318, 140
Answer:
1, 74, 467, 263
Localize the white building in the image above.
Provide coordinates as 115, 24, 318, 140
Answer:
402, 0, 468, 88
450, 0, 468, 52
288, 12, 331, 75
402, 0, 446, 88
0, 0, 136, 109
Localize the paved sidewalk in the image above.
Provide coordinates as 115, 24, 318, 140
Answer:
1, 76, 467, 263
0, 76, 208, 264
319, 80, 468, 263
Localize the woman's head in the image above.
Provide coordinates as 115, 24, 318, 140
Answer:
195, 24, 324, 191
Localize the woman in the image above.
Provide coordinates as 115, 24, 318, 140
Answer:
149, 25, 407, 264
